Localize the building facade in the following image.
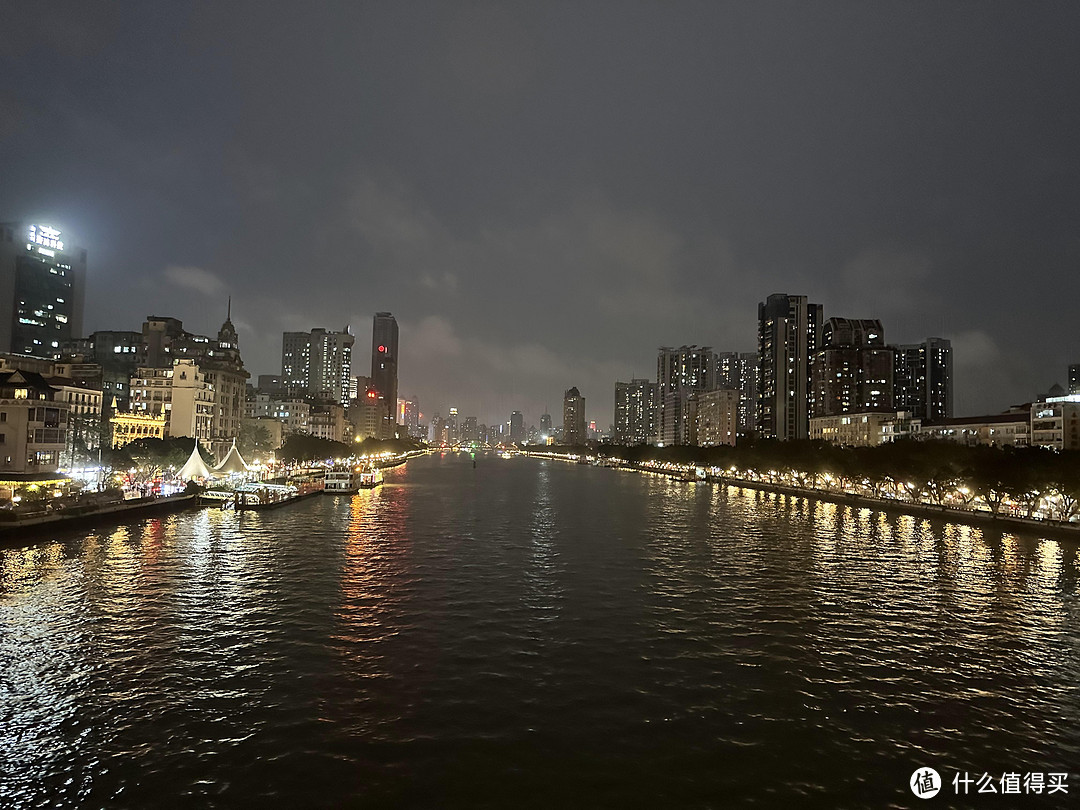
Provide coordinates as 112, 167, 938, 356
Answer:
371, 313, 399, 436
0, 370, 70, 474
810, 410, 896, 447
0, 223, 86, 358
657, 346, 717, 446
111, 408, 167, 448
693, 388, 740, 447
128, 359, 215, 441
757, 293, 822, 440
282, 327, 354, 404
894, 338, 953, 422
811, 318, 893, 418
614, 378, 658, 446
1031, 397, 1080, 451
717, 351, 759, 436
563, 387, 586, 445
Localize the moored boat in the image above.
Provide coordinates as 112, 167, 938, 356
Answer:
323, 469, 359, 495
357, 467, 383, 488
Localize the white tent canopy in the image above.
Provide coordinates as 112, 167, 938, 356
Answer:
214, 439, 250, 475
178, 439, 214, 480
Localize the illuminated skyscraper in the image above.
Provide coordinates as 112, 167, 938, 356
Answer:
281, 327, 354, 404
614, 378, 658, 445
811, 318, 893, 417
0, 222, 86, 358
563, 387, 586, 445
717, 351, 759, 436
757, 294, 822, 440
371, 312, 399, 435
657, 346, 716, 445
894, 338, 953, 422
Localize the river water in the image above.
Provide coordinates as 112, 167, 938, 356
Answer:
1, 453, 1077, 808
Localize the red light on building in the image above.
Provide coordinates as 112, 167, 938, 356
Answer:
378, 345, 386, 353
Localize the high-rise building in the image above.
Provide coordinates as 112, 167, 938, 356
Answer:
281, 327, 354, 404
401, 397, 422, 440
1068, 363, 1079, 396
717, 351, 759, 436
509, 410, 525, 442
614, 378, 658, 446
371, 312, 399, 436
0, 222, 86, 358
446, 407, 459, 444
757, 293, 823, 440
657, 346, 716, 446
563, 387, 586, 445
430, 413, 447, 444
811, 318, 893, 418
462, 415, 478, 443
894, 338, 953, 422
539, 413, 553, 438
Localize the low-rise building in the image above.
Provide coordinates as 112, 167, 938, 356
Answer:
245, 393, 311, 435
310, 403, 347, 443
0, 370, 70, 475
919, 412, 1030, 448
1030, 396, 1080, 451
111, 406, 167, 447
810, 410, 895, 446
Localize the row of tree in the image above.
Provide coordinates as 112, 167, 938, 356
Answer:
106, 433, 426, 475
586, 440, 1080, 521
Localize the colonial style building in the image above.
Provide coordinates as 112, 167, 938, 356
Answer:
111, 404, 167, 448
128, 359, 214, 442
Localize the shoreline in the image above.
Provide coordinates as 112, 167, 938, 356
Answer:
523, 450, 1080, 543
0, 493, 200, 545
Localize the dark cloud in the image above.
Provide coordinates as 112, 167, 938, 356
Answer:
3, 1, 1080, 428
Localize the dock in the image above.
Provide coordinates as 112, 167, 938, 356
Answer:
0, 493, 200, 543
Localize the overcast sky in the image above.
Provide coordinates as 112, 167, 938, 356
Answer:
3, 1, 1080, 428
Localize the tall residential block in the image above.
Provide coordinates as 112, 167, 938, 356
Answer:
0, 222, 86, 358
894, 338, 953, 422
614, 378, 658, 446
657, 346, 717, 446
757, 293, 822, 440
563, 387, 586, 445
371, 312, 399, 435
509, 410, 525, 442
281, 327, 354, 404
717, 351, 759, 436
811, 318, 893, 417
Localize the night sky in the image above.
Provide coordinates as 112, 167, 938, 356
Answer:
3, 2, 1080, 429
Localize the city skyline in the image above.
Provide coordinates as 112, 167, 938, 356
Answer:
3, 4, 1080, 427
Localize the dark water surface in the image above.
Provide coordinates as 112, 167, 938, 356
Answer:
1, 453, 1078, 808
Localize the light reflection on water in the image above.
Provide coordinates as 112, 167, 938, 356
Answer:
0, 454, 1078, 808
